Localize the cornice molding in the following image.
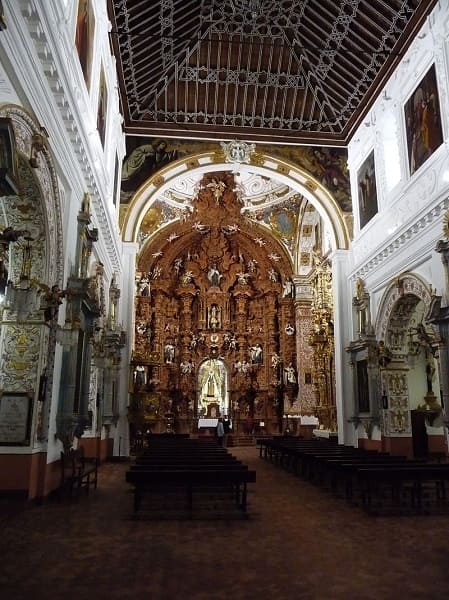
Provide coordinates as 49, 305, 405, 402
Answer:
350, 194, 448, 283
12, 0, 122, 271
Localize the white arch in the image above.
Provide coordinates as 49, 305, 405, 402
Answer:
122, 152, 350, 251
375, 272, 433, 341
0, 103, 64, 287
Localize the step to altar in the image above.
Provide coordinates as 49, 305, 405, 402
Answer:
227, 435, 256, 447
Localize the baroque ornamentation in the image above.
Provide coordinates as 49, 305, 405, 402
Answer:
130, 171, 298, 435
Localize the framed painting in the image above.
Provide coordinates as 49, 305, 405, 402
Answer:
121, 136, 179, 200
357, 150, 378, 229
0, 392, 33, 446
75, 0, 95, 88
97, 66, 107, 147
404, 64, 443, 176
0, 117, 19, 194
356, 360, 370, 413
112, 153, 120, 206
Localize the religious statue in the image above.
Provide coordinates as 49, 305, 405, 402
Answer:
173, 257, 183, 274
247, 258, 258, 273
180, 270, 194, 284
377, 340, 392, 367
164, 342, 175, 363
282, 278, 294, 298
208, 304, 221, 329
43, 285, 66, 322
426, 355, 436, 393
268, 268, 278, 282
241, 360, 249, 373
134, 365, 147, 388
413, 322, 438, 355
250, 343, 263, 364
189, 332, 198, 350
283, 362, 296, 385
207, 264, 222, 287
206, 178, 227, 203
180, 359, 195, 375
271, 352, 281, 369
236, 271, 250, 285
229, 334, 238, 351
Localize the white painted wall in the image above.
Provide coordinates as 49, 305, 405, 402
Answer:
345, 1, 449, 445
0, 0, 125, 462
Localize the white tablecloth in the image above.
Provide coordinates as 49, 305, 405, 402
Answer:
198, 418, 218, 428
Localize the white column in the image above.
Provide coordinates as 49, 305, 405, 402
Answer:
331, 249, 355, 445
113, 241, 139, 457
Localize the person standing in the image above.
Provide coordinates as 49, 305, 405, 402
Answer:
216, 417, 225, 447
223, 415, 232, 447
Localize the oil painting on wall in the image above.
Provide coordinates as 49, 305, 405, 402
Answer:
75, 0, 95, 88
97, 66, 107, 147
404, 64, 443, 176
120, 137, 180, 202
357, 150, 378, 230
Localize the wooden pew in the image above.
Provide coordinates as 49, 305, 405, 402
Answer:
126, 438, 256, 517
257, 437, 449, 515
355, 463, 449, 514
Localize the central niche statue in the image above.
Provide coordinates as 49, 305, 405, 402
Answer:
208, 304, 221, 329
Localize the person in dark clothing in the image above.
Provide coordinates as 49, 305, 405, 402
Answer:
223, 414, 232, 447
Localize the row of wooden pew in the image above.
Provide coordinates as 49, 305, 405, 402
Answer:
258, 436, 449, 515
126, 435, 256, 517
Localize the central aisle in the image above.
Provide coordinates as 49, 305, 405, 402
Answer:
0, 445, 448, 600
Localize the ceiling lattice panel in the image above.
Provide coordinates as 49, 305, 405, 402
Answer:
108, 0, 435, 144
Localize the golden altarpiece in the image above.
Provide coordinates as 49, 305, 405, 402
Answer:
128, 171, 337, 439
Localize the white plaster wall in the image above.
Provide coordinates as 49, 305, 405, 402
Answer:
0, 1, 125, 460
344, 1, 449, 445
348, 1, 449, 310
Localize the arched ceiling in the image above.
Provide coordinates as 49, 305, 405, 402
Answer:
122, 151, 349, 273
137, 171, 298, 283
107, 0, 436, 145
137, 169, 312, 269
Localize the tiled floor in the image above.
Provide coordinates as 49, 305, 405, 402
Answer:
0, 446, 448, 600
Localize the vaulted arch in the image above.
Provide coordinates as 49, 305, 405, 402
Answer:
121, 151, 350, 254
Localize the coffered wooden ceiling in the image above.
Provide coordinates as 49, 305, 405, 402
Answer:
108, 0, 436, 145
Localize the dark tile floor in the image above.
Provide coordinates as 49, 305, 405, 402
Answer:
0, 446, 448, 600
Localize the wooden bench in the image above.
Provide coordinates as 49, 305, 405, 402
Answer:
126, 466, 256, 514
355, 463, 449, 514
258, 437, 449, 515
60, 448, 98, 497
126, 437, 256, 517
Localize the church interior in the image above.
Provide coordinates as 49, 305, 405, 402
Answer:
1, 0, 449, 597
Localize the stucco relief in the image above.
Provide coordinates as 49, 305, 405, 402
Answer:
387, 372, 407, 396
376, 274, 432, 342
0, 105, 63, 446
0, 105, 63, 287
375, 275, 433, 436
88, 367, 98, 433
387, 406, 410, 435
0, 325, 40, 391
